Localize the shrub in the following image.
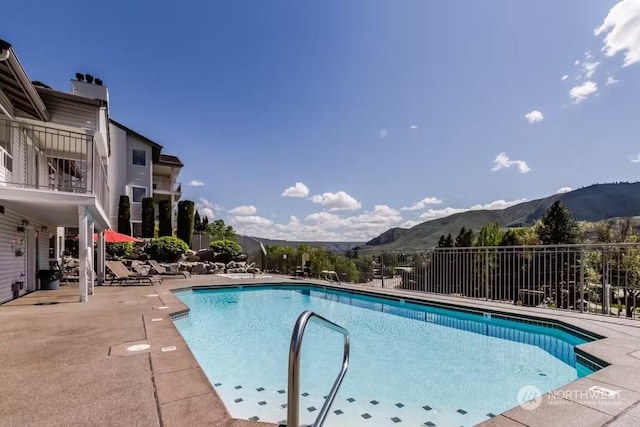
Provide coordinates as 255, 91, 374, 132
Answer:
177, 200, 195, 247
210, 239, 243, 262
141, 197, 155, 238
106, 242, 133, 260
158, 199, 172, 237
117, 195, 131, 235
145, 236, 190, 262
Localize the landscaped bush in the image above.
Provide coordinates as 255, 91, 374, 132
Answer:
141, 197, 155, 238
145, 236, 190, 262
158, 199, 172, 237
106, 242, 133, 260
177, 200, 195, 247
210, 239, 242, 263
117, 195, 131, 235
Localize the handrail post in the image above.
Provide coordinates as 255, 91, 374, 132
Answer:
286, 311, 350, 427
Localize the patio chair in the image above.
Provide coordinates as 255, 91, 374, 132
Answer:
105, 261, 163, 286
147, 260, 190, 279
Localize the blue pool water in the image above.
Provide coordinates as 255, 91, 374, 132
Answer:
173, 285, 594, 427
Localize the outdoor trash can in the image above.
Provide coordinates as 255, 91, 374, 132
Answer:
37, 270, 61, 290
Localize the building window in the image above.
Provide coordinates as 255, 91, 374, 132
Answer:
132, 149, 146, 166
132, 222, 142, 238
132, 186, 146, 203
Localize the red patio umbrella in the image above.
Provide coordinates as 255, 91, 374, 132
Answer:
94, 230, 143, 243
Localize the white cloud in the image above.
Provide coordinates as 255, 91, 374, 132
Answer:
630, 154, 640, 163
281, 182, 310, 198
196, 198, 221, 220
574, 59, 581, 66
188, 180, 205, 187
562, 74, 569, 81
491, 152, 531, 174
556, 187, 573, 194
400, 220, 421, 228
310, 191, 361, 211
595, 0, 640, 67
228, 205, 257, 215
410, 125, 419, 130
581, 61, 600, 79
606, 76, 620, 85
400, 197, 443, 211
524, 110, 544, 124
419, 198, 527, 220
230, 215, 273, 226
569, 81, 598, 103
379, 128, 388, 138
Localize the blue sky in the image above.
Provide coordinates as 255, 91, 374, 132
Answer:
5, 0, 640, 241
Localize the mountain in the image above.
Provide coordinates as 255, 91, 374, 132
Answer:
359, 182, 640, 251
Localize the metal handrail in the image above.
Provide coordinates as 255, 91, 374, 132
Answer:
287, 311, 350, 427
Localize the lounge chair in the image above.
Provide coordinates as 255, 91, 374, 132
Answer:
106, 261, 163, 286
147, 260, 190, 278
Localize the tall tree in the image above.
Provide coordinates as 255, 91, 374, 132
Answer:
537, 201, 579, 244
194, 211, 202, 232
141, 197, 155, 238
177, 200, 195, 247
455, 227, 475, 247
117, 195, 131, 236
476, 221, 503, 247
158, 199, 172, 237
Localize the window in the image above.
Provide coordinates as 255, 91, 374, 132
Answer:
132, 222, 143, 238
132, 186, 146, 203
132, 149, 146, 166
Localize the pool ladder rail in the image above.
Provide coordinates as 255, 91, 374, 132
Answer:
284, 311, 350, 427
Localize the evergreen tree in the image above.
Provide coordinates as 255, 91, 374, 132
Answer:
455, 227, 475, 247
537, 201, 579, 244
117, 195, 131, 236
194, 211, 202, 232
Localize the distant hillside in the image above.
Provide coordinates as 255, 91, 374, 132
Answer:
237, 235, 363, 260
359, 182, 640, 251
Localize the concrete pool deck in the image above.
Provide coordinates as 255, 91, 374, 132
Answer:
1, 275, 640, 426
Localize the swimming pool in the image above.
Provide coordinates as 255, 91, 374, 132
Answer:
173, 285, 597, 427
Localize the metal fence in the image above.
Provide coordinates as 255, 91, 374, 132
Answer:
266, 244, 640, 319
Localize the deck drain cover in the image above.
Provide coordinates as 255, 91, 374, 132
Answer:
162, 346, 177, 352
152, 318, 163, 322
157, 306, 169, 309
127, 344, 151, 352
143, 294, 159, 298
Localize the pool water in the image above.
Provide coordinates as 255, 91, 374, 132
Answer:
173, 286, 593, 427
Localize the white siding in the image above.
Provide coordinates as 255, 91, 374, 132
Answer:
0, 205, 60, 303
38, 92, 99, 131
107, 124, 128, 228
127, 135, 152, 223
0, 206, 25, 304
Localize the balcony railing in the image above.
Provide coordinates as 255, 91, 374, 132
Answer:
152, 180, 181, 194
0, 117, 109, 213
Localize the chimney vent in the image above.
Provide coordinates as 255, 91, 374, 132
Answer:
85, 74, 94, 84
95, 78, 103, 86
75, 72, 85, 81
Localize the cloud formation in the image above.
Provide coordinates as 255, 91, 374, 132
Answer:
631, 154, 640, 163
281, 182, 310, 198
196, 198, 220, 220
569, 81, 598, 103
310, 191, 362, 211
562, 74, 569, 81
491, 153, 531, 174
524, 110, 544, 124
379, 128, 388, 138
595, 0, 640, 67
556, 187, 573, 194
228, 205, 257, 215
606, 76, 620, 85
189, 180, 205, 186
419, 199, 527, 220
410, 125, 419, 130
400, 197, 443, 211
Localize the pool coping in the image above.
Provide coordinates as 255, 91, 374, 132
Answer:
151, 275, 640, 426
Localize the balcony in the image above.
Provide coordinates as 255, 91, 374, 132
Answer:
152, 179, 181, 196
0, 116, 109, 214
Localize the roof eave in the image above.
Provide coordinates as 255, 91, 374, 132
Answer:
0, 41, 50, 122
